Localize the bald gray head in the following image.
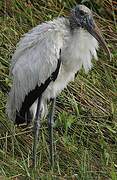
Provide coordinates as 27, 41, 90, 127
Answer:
69, 5, 111, 60
69, 5, 93, 30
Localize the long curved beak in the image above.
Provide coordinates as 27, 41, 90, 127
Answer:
87, 21, 111, 61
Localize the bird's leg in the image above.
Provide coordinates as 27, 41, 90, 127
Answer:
48, 97, 56, 169
32, 96, 42, 168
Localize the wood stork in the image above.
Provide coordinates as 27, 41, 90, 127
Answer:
6, 4, 111, 168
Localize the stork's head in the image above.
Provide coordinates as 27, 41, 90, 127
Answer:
70, 5, 111, 60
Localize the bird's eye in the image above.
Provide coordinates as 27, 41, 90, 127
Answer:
80, 10, 85, 16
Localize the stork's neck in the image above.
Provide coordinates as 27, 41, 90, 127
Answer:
62, 27, 99, 73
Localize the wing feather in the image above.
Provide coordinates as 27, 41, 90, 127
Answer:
7, 18, 65, 121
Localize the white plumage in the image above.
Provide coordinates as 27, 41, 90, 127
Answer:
6, 16, 98, 121
6, 16, 99, 121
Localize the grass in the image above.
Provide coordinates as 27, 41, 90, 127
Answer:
0, 0, 117, 179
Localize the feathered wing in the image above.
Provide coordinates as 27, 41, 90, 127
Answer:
6, 20, 64, 122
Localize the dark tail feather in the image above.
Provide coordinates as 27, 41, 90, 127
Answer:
15, 110, 33, 125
